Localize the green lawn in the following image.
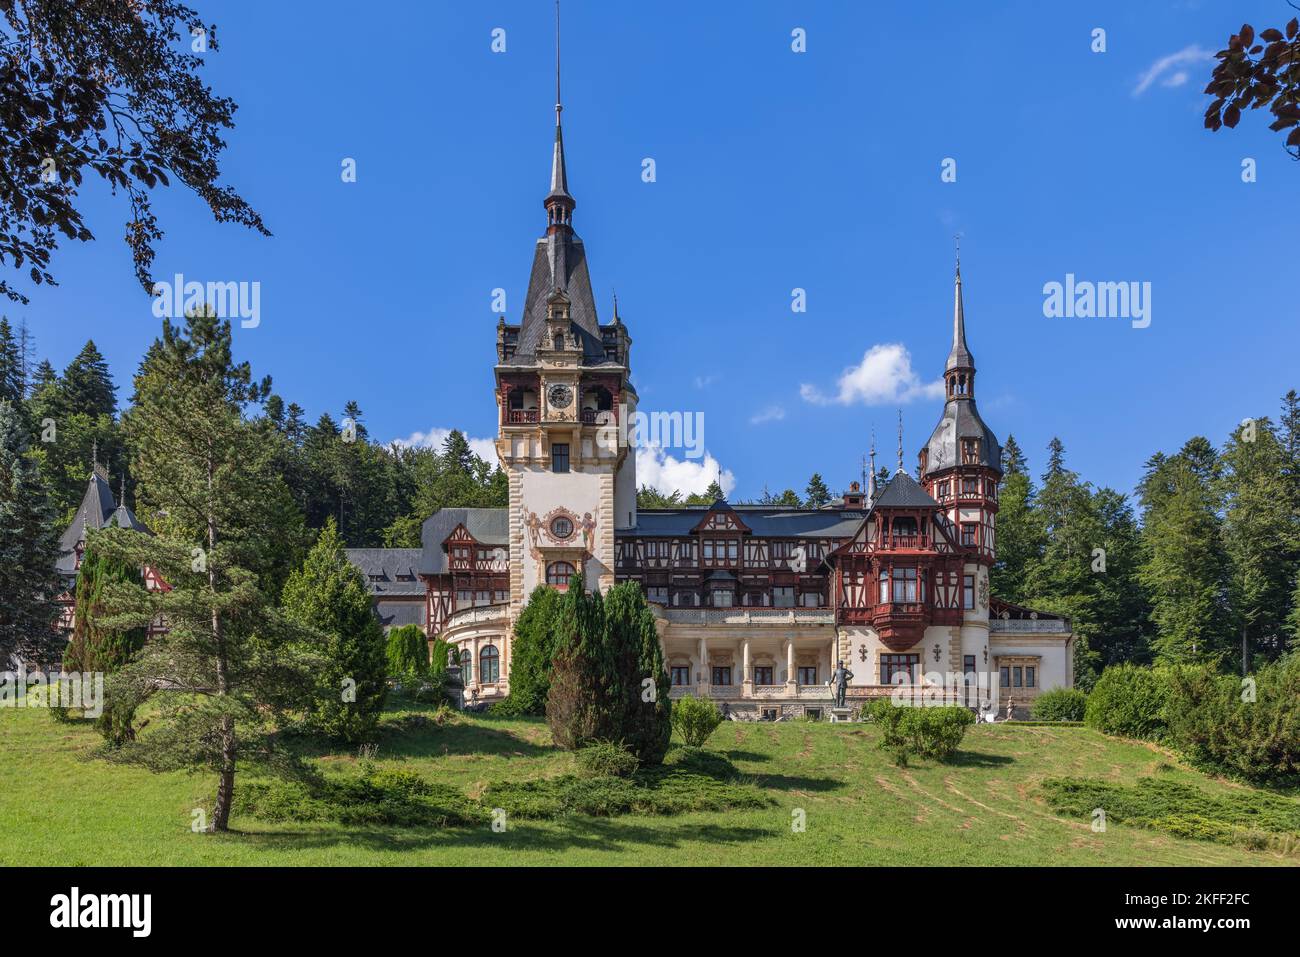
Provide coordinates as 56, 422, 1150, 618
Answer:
1, 699, 1295, 866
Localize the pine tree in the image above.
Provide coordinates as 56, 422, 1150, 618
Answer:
0, 399, 61, 666
1000, 434, 1028, 476
103, 310, 317, 831
804, 473, 832, 508
281, 518, 388, 743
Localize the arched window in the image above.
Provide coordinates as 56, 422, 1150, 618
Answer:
479, 645, 500, 684
547, 561, 577, 587
459, 649, 472, 684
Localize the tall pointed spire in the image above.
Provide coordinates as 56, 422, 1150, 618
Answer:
947, 241, 973, 373
867, 431, 877, 501
545, 0, 574, 230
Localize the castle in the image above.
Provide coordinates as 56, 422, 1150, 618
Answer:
354, 50, 1074, 719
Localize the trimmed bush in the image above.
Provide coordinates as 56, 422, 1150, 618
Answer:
1164, 656, 1300, 785
1031, 688, 1087, 722
1084, 664, 1168, 740
671, 695, 723, 747
867, 700, 975, 766
497, 586, 565, 716
576, 741, 640, 779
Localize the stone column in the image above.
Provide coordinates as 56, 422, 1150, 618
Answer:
785, 639, 796, 694
698, 637, 708, 693
741, 638, 752, 697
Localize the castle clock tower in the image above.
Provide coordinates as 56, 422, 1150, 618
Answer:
493, 26, 637, 617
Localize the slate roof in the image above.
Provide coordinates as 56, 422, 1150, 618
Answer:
508, 233, 607, 363
345, 548, 425, 597
419, 508, 510, 575
57, 471, 150, 575
870, 471, 940, 509
375, 599, 427, 631
922, 398, 1002, 476
622, 506, 864, 539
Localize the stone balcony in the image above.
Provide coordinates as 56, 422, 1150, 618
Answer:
989, 618, 1069, 634
658, 607, 836, 626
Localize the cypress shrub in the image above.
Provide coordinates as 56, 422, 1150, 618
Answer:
385, 624, 428, 681
1084, 664, 1169, 740
1030, 688, 1088, 722
498, 585, 565, 715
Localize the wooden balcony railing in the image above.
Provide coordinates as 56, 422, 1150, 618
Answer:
506, 409, 538, 424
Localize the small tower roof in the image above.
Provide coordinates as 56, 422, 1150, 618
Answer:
946, 262, 974, 372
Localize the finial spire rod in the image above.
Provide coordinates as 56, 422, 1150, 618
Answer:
554, 0, 562, 122
896, 410, 904, 473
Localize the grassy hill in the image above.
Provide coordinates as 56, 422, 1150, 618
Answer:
1, 698, 1295, 866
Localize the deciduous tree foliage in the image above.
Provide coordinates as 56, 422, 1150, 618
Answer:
1203, 18, 1300, 159
0, 0, 269, 303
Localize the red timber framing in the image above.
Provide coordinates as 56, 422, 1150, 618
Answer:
829, 507, 965, 649
422, 524, 509, 636
925, 464, 999, 564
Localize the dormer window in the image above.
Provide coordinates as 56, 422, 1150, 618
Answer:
961, 438, 980, 465
553, 334, 564, 352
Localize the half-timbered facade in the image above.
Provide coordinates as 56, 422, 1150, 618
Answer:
377, 54, 1075, 716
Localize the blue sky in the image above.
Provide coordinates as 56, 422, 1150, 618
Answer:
11, 0, 1298, 502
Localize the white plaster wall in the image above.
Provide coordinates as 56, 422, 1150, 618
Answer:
518, 467, 612, 593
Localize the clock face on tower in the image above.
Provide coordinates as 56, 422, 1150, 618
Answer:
548, 384, 572, 409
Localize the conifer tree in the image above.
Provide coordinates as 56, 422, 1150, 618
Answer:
804, 473, 832, 508
282, 518, 388, 743
59, 340, 117, 419
0, 318, 23, 404
990, 435, 1043, 604
1218, 417, 1296, 666
502, 585, 566, 714
0, 400, 61, 666
1138, 438, 1232, 664
101, 310, 317, 831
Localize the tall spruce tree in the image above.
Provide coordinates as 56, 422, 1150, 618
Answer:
102, 309, 317, 831
0, 318, 23, 404
990, 435, 1043, 604
1137, 438, 1232, 664
0, 400, 61, 666
59, 340, 116, 419
281, 518, 388, 743
1218, 417, 1296, 667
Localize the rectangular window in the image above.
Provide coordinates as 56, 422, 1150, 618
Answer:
961, 524, 977, 547
754, 666, 774, 686
880, 654, 920, 685
800, 592, 822, 607
728, 540, 738, 561
999, 666, 1010, 688
711, 589, 732, 607
670, 666, 690, 686
711, 666, 732, 686
1013, 666, 1023, 688
963, 575, 975, 609
773, 586, 795, 608
702, 541, 714, 562
761, 708, 778, 722
891, 567, 918, 603
798, 666, 817, 686
878, 570, 889, 604
804, 708, 822, 721
1026, 666, 1036, 688
647, 586, 668, 604
962, 477, 978, 495
551, 443, 569, 473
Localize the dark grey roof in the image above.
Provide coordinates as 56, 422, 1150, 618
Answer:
547, 120, 572, 203
922, 398, 1001, 477
622, 507, 864, 539
375, 599, 427, 630
59, 471, 116, 556
508, 233, 605, 363
419, 508, 510, 575
346, 548, 425, 596
108, 504, 149, 535
871, 471, 939, 509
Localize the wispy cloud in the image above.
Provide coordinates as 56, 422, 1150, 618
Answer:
749, 404, 785, 425
637, 443, 735, 497
1132, 45, 1212, 97
694, 373, 718, 389
800, 343, 943, 407
394, 426, 498, 463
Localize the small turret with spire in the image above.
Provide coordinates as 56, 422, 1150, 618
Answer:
544, 0, 575, 234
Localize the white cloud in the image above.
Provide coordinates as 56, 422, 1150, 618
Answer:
636, 443, 735, 498
749, 404, 785, 425
394, 427, 499, 464
800, 343, 943, 407
694, 373, 718, 389
1132, 46, 1211, 97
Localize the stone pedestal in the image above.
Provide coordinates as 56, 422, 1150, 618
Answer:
830, 706, 854, 723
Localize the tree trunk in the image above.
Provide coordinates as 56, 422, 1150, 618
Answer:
212, 714, 236, 831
